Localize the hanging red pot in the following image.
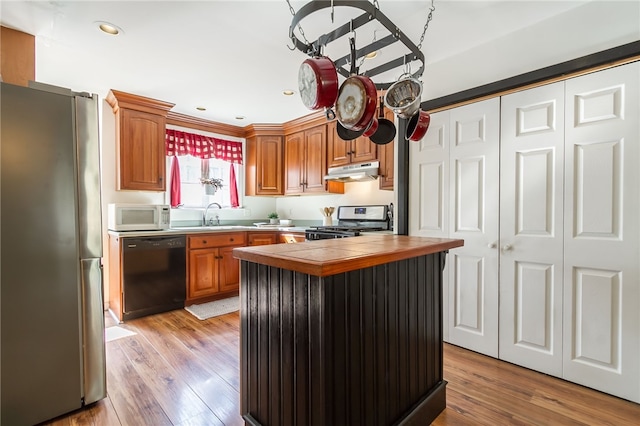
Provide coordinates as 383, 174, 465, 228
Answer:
335, 74, 377, 132
363, 115, 378, 138
298, 56, 339, 110
406, 109, 431, 141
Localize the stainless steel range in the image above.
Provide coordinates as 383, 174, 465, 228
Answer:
305, 205, 392, 240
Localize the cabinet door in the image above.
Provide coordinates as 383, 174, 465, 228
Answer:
279, 233, 305, 243
352, 135, 377, 163
377, 110, 395, 190
218, 246, 241, 293
499, 82, 565, 376
327, 121, 352, 167
256, 135, 283, 195
119, 109, 166, 191
284, 131, 304, 195
188, 249, 219, 299
447, 98, 500, 358
248, 233, 277, 246
563, 62, 639, 402
303, 125, 328, 193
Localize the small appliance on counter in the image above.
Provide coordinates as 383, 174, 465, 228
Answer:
108, 203, 170, 231
305, 204, 391, 240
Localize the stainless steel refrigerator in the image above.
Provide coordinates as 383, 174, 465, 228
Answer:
1, 82, 106, 425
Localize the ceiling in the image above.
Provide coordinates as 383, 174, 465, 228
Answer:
0, 1, 600, 127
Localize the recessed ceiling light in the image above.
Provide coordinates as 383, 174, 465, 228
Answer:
96, 21, 122, 36
196, 106, 206, 111
365, 51, 378, 59
283, 90, 295, 96
235, 116, 245, 120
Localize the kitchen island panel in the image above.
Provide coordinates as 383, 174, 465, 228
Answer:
240, 248, 450, 426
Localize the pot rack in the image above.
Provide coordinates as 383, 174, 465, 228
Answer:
289, 0, 425, 90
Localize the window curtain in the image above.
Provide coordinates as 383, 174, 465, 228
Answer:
166, 129, 243, 207
170, 155, 181, 207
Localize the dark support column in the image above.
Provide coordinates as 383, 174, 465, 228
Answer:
396, 117, 409, 236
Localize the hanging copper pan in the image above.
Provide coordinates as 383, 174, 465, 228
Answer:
298, 56, 339, 110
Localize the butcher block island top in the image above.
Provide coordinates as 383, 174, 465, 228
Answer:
232, 234, 464, 277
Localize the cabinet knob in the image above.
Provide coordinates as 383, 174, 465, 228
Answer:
502, 244, 512, 252
488, 242, 497, 249
202, 240, 207, 244
230, 238, 234, 242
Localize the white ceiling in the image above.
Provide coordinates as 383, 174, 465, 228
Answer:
0, 0, 619, 126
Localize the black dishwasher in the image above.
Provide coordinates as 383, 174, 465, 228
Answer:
122, 235, 186, 321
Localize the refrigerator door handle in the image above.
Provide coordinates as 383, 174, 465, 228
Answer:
75, 94, 103, 259
81, 258, 107, 404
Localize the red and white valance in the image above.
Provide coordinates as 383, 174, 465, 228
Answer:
165, 128, 243, 164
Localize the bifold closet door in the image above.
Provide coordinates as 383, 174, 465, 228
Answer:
563, 62, 639, 403
498, 81, 565, 377
446, 98, 500, 357
409, 111, 451, 340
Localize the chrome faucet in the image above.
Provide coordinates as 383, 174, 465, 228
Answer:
203, 202, 222, 226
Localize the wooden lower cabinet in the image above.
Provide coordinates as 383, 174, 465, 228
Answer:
279, 232, 306, 243
187, 233, 246, 304
247, 232, 277, 246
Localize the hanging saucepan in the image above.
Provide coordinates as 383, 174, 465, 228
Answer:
369, 96, 396, 145
406, 109, 431, 142
363, 115, 378, 138
384, 76, 423, 119
335, 37, 378, 132
336, 75, 377, 131
298, 56, 339, 111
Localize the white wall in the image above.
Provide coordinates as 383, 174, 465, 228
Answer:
421, 1, 640, 102
275, 180, 394, 224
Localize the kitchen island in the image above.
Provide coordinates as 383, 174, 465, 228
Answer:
233, 234, 464, 426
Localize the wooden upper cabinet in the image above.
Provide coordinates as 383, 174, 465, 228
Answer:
284, 131, 305, 194
285, 125, 329, 195
106, 90, 174, 191
0, 27, 35, 87
377, 108, 396, 191
304, 126, 328, 193
245, 134, 284, 196
327, 120, 377, 167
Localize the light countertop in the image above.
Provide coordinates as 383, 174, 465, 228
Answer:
107, 226, 308, 238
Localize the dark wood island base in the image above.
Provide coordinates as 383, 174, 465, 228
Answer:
233, 235, 464, 426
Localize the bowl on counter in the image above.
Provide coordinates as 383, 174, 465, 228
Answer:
279, 219, 293, 226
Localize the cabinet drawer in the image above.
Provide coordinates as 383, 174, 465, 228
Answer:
188, 232, 246, 249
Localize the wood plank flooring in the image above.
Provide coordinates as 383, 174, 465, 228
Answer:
43, 309, 640, 426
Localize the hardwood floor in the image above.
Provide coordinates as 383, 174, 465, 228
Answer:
44, 309, 640, 426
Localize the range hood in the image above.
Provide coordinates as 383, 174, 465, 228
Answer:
324, 161, 380, 182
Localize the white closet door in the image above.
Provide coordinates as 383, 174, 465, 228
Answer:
499, 82, 565, 376
409, 110, 450, 238
409, 110, 451, 340
564, 62, 639, 402
447, 98, 500, 357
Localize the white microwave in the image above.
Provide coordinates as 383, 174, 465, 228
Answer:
108, 203, 171, 231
